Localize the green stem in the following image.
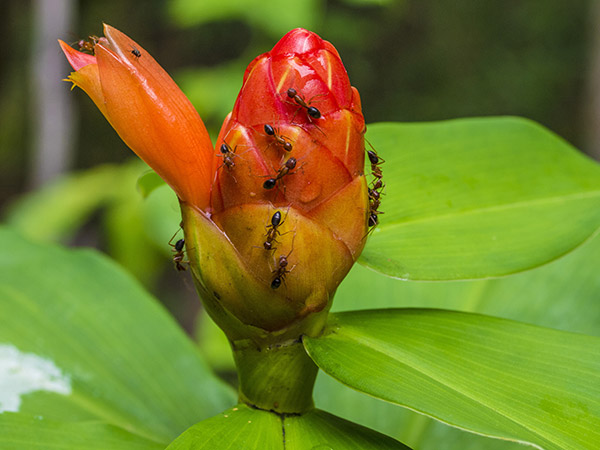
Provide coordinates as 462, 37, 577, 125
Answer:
232, 338, 318, 414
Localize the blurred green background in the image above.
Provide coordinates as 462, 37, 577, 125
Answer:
2, 1, 600, 448
1, 0, 598, 356
2, 0, 598, 205
2, 0, 599, 364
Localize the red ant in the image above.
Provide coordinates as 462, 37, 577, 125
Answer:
263, 157, 297, 190
168, 232, 187, 271
76, 35, 99, 54
264, 124, 293, 152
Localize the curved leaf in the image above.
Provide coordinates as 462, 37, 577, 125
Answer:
0, 227, 235, 444
362, 118, 600, 280
166, 404, 411, 449
284, 409, 412, 449
304, 309, 600, 450
0, 413, 163, 449
166, 405, 282, 450
315, 233, 600, 449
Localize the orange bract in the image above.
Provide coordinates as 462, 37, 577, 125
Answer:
60, 24, 214, 210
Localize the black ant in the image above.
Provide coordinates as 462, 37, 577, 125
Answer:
264, 124, 293, 152
367, 149, 385, 179
365, 143, 385, 231
271, 248, 295, 289
131, 46, 142, 59
263, 210, 286, 251
263, 157, 297, 190
217, 142, 238, 170
371, 178, 384, 191
286, 88, 322, 119
368, 212, 379, 228
368, 187, 381, 211
168, 232, 187, 271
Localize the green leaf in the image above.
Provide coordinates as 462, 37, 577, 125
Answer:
166, 404, 411, 449
304, 309, 600, 450
0, 226, 235, 444
166, 404, 283, 450
284, 409, 412, 449
0, 413, 163, 449
316, 233, 600, 449
362, 118, 600, 280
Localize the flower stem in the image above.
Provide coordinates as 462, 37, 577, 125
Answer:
232, 337, 318, 414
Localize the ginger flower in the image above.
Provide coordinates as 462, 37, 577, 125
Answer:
60, 25, 368, 343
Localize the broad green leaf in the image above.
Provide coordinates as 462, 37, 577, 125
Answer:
362, 118, 600, 280
316, 233, 600, 449
305, 309, 600, 450
284, 409, 412, 449
0, 227, 235, 444
0, 412, 163, 449
166, 404, 283, 450
338, 231, 600, 336
167, 404, 411, 449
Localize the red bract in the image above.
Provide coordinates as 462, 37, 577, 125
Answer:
61, 26, 368, 339
211, 28, 367, 258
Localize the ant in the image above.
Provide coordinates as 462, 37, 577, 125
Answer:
131, 46, 142, 59
168, 232, 187, 271
217, 142, 238, 170
368, 212, 379, 228
286, 88, 322, 119
271, 247, 295, 289
371, 178, 384, 191
263, 210, 286, 250
76, 35, 99, 54
264, 124, 293, 152
263, 157, 297, 190
367, 149, 385, 179
368, 187, 382, 211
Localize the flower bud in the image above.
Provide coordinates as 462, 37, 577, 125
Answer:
197, 28, 369, 338
60, 27, 368, 342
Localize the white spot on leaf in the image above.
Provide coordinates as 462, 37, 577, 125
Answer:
0, 344, 71, 413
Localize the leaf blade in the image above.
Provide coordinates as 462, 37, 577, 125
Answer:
284, 409, 413, 450
304, 309, 600, 450
362, 118, 600, 280
166, 404, 283, 450
0, 226, 235, 443
0, 413, 163, 450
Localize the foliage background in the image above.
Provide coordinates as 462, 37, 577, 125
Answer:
1, 1, 599, 448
